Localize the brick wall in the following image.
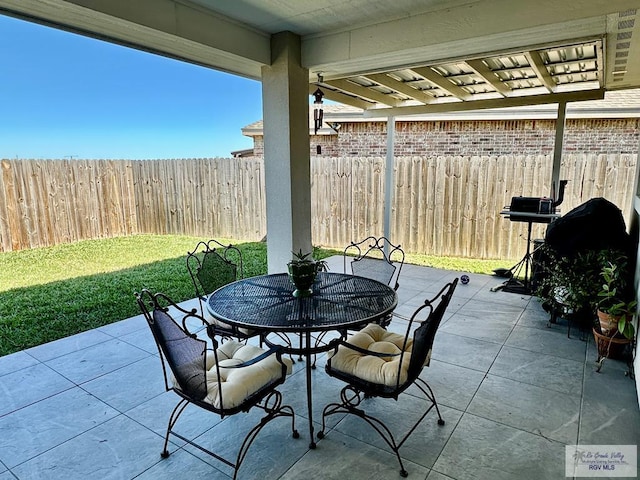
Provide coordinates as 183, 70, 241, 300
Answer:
250, 118, 640, 157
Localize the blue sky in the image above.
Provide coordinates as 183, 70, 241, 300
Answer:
0, 15, 264, 159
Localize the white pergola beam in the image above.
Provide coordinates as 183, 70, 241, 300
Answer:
303, 0, 638, 78
308, 85, 373, 110
365, 73, 436, 104
466, 59, 512, 97
363, 88, 605, 117
411, 67, 473, 101
525, 50, 557, 93
551, 102, 567, 199
325, 79, 404, 107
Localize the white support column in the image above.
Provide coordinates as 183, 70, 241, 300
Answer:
551, 101, 567, 199
384, 116, 395, 251
261, 32, 311, 273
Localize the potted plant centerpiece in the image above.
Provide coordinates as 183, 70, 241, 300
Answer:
287, 249, 328, 297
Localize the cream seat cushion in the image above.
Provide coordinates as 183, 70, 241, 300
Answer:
328, 324, 416, 387
174, 340, 293, 410
204, 310, 256, 336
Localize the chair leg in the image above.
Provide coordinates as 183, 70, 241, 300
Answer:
318, 386, 409, 476
233, 390, 299, 479
161, 398, 190, 458
318, 383, 444, 477
162, 392, 299, 479
414, 377, 445, 426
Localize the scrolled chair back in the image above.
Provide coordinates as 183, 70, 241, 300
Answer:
406, 278, 458, 384
136, 289, 209, 400
344, 236, 405, 291
187, 240, 243, 297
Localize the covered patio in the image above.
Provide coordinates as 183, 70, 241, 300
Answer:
0, 258, 638, 479
0, 2, 639, 477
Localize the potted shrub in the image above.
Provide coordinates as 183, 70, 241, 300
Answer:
287, 249, 328, 297
534, 246, 600, 326
535, 246, 636, 335
535, 244, 636, 369
596, 260, 636, 339
590, 252, 636, 370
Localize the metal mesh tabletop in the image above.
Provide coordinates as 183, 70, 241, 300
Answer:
207, 272, 397, 332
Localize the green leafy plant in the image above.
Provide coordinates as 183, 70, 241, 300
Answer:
289, 248, 329, 271
535, 245, 601, 319
535, 246, 637, 340
597, 260, 636, 339
291, 249, 314, 263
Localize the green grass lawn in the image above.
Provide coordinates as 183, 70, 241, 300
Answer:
0, 234, 512, 356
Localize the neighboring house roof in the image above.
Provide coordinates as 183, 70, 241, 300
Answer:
230, 148, 254, 158
241, 89, 640, 137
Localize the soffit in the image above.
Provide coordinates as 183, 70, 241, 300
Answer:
185, 0, 639, 115
315, 38, 609, 116
0, 0, 639, 116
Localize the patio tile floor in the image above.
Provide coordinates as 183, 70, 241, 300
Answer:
0, 261, 638, 479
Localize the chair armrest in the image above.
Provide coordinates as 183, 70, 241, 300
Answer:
206, 345, 285, 369
182, 308, 212, 337
336, 339, 401, 358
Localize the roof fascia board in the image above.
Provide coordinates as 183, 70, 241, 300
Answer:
351, 109, 640, 122
0, 0, 270, 79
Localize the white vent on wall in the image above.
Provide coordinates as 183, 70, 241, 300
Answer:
611, 10, 636, 83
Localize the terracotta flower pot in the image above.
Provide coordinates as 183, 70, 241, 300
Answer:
592, 327, 631, 361
596, 309, 623, 337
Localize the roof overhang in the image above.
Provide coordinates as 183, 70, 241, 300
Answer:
0, 1, 639, 116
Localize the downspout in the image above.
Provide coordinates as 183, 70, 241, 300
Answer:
551, 101, 567, 200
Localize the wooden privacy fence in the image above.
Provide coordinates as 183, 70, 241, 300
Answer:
311, 154, 636, 259
0, 155, 636, 259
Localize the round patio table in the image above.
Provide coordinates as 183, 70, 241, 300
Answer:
207, 271, 397, 448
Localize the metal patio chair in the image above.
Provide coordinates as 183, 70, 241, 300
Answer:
345, 236, 405, 293
317, 278, 458, 477
187, 239, 261, 342
188, 239, 301, 361
345, 235, 405, 328
311, 236, 405, 367
135, 289, 298, 480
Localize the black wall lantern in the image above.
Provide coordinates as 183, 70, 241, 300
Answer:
313, 86, 324, 135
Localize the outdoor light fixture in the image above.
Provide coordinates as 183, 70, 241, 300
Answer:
313, 74, 324, 134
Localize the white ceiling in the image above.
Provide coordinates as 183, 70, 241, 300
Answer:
188, 0, 477, 37
1, 0, 639, 115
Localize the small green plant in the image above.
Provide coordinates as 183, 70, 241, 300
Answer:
290, 248, 329, 271
287, 249, 326, 297
291, 249, 314, 263
597, 261, 636, 339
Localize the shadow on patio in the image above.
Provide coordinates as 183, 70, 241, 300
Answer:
0, 258, 638, 480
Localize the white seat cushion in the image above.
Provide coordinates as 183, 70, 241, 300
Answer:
328, 324, 413, 387
204, 311, 257, 336
173, 340, 292, 410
